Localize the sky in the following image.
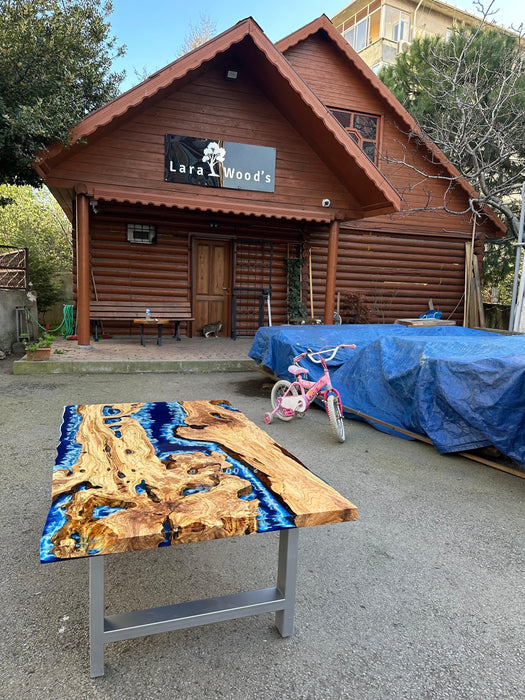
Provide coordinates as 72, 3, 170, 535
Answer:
109, 0, 523, 92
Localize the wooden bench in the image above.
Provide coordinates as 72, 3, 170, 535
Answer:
89, 301, 194, 341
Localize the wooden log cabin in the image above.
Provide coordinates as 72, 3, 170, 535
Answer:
34, 15, 504, 345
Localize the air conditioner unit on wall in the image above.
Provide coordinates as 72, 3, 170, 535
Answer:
126, 223, 157, 244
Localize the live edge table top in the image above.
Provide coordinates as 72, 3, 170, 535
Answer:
40, 400, 357, 562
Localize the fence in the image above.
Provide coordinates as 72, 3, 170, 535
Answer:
0, 245, 28, 290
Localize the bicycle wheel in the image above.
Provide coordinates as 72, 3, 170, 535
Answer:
326, 394, 345, 443
270, 380, 298, 421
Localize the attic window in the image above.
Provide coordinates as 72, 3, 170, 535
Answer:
126, 224, 157, 244
330, 109, 379, 163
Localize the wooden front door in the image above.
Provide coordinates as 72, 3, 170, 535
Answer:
193, 239, 232, 336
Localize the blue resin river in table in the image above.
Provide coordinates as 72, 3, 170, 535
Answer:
41, 401, 295, 562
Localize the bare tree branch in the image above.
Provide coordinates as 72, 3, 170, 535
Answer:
379, 3, 525, 243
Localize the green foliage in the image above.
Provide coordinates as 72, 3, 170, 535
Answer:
0, 0, 125, 186
24, 332, 54, 355
28, 257, 64, 313
0, 183, 72, 312
379, 23, 525, 285
285, 256, 306, 320
482, 235, 516, 290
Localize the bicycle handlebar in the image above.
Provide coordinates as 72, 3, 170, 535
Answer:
294, 344, 356, 364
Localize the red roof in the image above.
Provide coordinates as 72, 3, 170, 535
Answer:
35, 17, 401, 223
276, 15, 506, 234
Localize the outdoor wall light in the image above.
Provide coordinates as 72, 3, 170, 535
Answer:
224, 68, 239, 81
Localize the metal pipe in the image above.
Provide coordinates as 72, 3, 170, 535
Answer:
509, 181, 525, 331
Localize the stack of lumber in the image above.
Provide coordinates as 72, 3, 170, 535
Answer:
464, 240, 485, 328
395, 317, 456, 327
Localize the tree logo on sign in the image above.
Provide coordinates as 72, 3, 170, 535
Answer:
202, 141, 226, 177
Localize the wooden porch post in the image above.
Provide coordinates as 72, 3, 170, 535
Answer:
323, 219, 339, 325
76, 192, 91, 346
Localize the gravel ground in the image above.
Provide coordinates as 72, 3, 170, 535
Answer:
1, 359, 523, 700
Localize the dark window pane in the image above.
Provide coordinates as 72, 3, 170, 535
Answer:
330, 108, 379, 163
353, 114, 378, 140
331, 110, 352, 128
362, 141, 376, 161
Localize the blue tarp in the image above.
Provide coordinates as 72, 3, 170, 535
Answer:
249, 325, 525, 470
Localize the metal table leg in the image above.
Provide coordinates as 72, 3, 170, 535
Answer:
89, 555, 105, 678
88, 529, 299, 677
275, 528, 298, 636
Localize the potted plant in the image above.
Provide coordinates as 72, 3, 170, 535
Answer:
25, 333, 54, 361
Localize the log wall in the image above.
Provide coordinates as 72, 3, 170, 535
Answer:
306, 228, 484, 323
83, 205, 299, 337
76, 203, 484, 334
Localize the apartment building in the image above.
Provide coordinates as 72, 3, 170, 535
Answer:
331, 0, 508, 71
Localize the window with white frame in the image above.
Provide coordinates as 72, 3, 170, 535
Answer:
342, 0, 381, 52
341, 2, 412, 51
383, 5, 410, 42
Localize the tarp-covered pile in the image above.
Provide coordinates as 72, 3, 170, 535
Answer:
249, 325, 525, 470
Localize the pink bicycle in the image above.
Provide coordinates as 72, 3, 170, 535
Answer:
264, 344, 355, 443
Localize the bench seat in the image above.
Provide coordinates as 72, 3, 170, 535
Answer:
89, 301, 193, 341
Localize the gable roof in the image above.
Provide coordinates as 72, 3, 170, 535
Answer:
35, 16, 401, 223
276, 14, 506, 234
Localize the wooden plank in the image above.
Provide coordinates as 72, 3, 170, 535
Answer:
464, 240, 473, 327
472, 253, 486, 327
395, 318, 456, 326
341, 404, 525, 479
178, 401, 357, 528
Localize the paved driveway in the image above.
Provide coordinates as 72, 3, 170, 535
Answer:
1, 365, 523, 699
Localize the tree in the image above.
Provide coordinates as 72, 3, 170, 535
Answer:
178, 13, 217, 57
0, 184, 72, 313
0, 0, 125, 187
379, 3, 525, 287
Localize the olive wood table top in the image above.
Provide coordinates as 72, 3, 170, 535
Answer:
40, 400, 357, 562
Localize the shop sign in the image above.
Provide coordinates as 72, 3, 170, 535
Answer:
164, 135, 276, 193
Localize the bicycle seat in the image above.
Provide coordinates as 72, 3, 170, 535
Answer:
288, 365, 308, 375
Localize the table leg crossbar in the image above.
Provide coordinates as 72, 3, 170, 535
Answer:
89, 529, 298, 677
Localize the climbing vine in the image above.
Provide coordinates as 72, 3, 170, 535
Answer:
285, 256, 306, 321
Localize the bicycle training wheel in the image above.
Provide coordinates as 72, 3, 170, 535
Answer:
326, 394, 345, 442
270, 380, 298, 421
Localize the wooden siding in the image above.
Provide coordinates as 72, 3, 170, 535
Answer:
45, 61, 363, 218
283, 34, 496, 238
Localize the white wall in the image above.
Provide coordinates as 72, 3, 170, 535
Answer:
0, 289, 39, 353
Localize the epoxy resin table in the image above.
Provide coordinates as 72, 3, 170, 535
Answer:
41, 400, 357, 676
